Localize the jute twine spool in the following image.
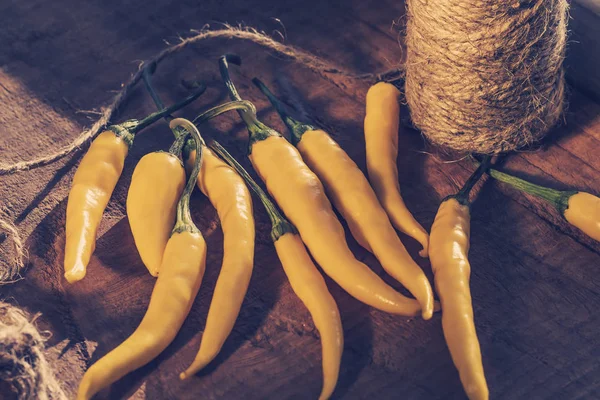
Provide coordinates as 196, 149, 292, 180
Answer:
0, 302, 66, 399
405, 0, 568, 154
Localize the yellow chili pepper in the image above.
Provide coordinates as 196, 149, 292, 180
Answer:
76, 119, 207, 400
430, 159, 490, 400
484, 164, 600, 242
180, 146, 256, 376
142, 66, 257, 375
208, 140, 343, 400
127, 137, 186, 276
364, 81, 429, 257
64, 90, 204, 283
209, 54, 422, 316
253, 78, 435, 319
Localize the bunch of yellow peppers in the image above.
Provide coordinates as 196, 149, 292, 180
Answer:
65, 55, 600, 400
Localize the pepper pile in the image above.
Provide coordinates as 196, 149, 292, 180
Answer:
65, 54, 600, 400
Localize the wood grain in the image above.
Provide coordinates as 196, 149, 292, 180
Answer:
0, 0, 599, 399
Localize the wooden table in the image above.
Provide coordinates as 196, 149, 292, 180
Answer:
1, 1, 599, 398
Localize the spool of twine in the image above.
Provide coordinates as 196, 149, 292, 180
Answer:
0, 302, 66, 400
405, 0, 568, 154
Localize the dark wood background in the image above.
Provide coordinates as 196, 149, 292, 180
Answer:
1, 0, 599, 399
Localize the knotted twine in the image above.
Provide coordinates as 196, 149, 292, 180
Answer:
405, 0, 568, 154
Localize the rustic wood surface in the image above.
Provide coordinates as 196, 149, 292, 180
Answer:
1, 1, 599, 399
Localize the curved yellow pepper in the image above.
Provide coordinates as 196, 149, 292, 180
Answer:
76, 230, 207, 400
364, 82, 429, 257
127, 151, 186, 276
297, 129, 434, 319
430, 198, 488, 400
65, 130, 128, 283
180, 146, 255, 378
209, 140, 343, 400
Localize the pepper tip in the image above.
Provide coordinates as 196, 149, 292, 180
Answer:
64, 268, 86, 284
318, 384, 335, 400
421, 307, 434, 320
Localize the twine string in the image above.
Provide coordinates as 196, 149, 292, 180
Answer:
405, 0, 568, 154
0, 302, 67, 399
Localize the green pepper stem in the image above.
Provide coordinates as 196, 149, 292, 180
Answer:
170, 118, 205, 234
218, 54, 245, 116
173, 100, 255, 158
453, 155, 491, 205
478, 161, 576, 214
251, 78, 314, 145
132, 86, 206, 132
108, 88, 205, 148
168, 134, 188, 159
142, 63, 253, 157
192, 100, 256, 125
142, 64, 204, 156
218, 55, 280, 148
142, 64, 168, 116
208, 139, 297, 241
